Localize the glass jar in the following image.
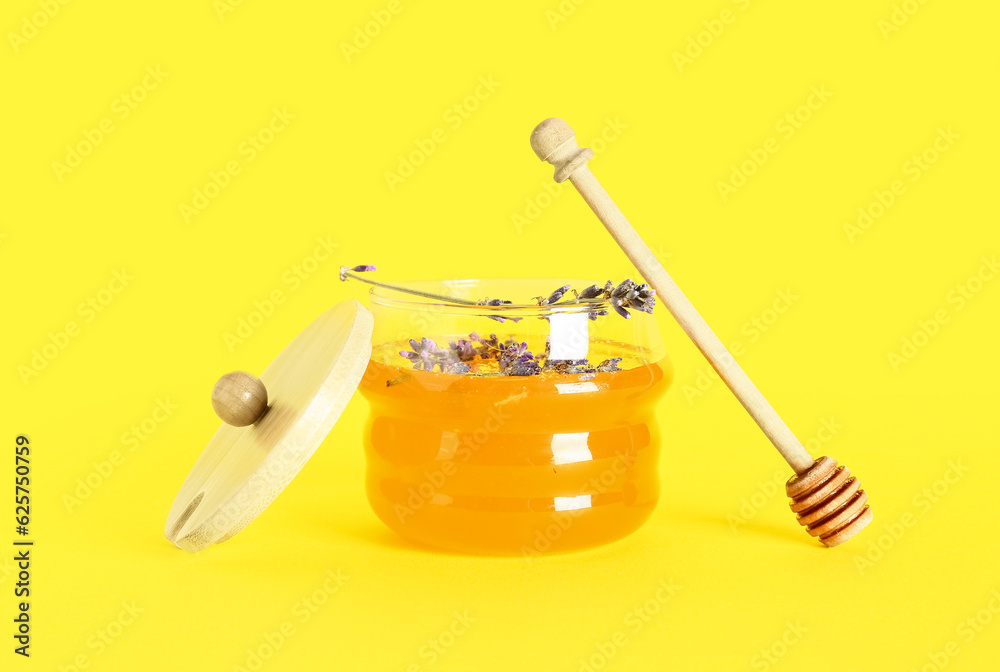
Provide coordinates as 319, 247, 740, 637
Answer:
358, 278, 671, 555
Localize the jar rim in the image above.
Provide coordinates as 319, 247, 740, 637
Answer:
368, 277, 615, 317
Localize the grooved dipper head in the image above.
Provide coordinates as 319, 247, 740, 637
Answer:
786, 456, 873, 547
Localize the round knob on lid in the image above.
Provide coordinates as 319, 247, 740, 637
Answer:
211, 371, 268, 426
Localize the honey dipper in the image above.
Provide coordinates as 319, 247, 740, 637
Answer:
529, 118, 872, 547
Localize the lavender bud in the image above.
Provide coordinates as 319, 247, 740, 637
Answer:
610, 297, 631, 319
499, 341, 541, 376
399, 337, 441, 371
339, 264, 376, 281
449, 338, 477, 361
543, 358, 593, 375
624, 283, 656, 314
534, 284, 572, 306
505, 358, 541, 376
547, 284, 571, 304
478, 297, 512, 306
611, 279, 636, 299
577, 284, 604, 300
478, 297, 521, 323
475, 333, 501, 359
595, 357, 622, 373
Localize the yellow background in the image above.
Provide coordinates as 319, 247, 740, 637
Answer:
3, 0, 999, 670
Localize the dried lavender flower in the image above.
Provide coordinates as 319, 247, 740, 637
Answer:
624, 282, 656, 314
575, 283, 606, 300
571, 279, 653, 320
533, 284, 571, 306
594, 357, 623, 373
609, 296, 631, 319
505, 357, 541, 376
374, 270, 652, 376
588, 309, 609, 321
449, 338, 477, 362
339, 264, 376, 281
499, 341, 541, 376
340, 265, 480, 306
341, 265, 652, 326
341, 266, 653, 323
610, 279, 634, 299
476, 297, 522, 323
542, 356, 622, 374
400, 337, 475, 373
543, 359, 593, 375
399, 337, 440, 371
503, 340, 530, 359
399, 329, 624, 378
472, 332, 502, 360
386, 372, 412, 387
605, 279, 656, 318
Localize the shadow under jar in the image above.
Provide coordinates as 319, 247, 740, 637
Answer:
358, 278, 671, 555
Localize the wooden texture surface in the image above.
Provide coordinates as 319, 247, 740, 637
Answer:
531, 118, 873, 546
530, 117, 815, 474
164, 300, 374, 553
211, 371, 269, 427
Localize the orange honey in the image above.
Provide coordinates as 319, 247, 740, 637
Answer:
359, 350, 671, 555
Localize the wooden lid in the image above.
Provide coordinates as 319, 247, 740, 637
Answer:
164, 300, 373, 553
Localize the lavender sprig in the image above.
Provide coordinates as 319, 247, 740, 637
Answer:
569, 279, 656, 319
341, 264, 655, 321
340, 265, 479, 306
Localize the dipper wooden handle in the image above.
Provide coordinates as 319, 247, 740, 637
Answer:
530, 118, 872, 546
